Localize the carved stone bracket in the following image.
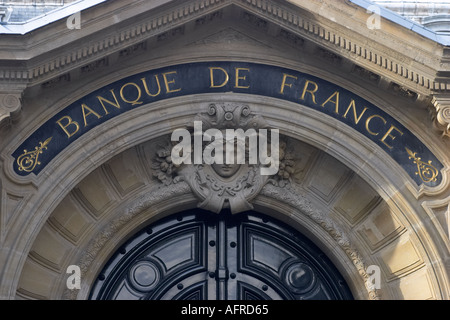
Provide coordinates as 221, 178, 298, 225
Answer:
0, 92, 23, 125
430, 96, 450, 138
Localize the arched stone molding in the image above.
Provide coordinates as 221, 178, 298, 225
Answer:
1, 94, 447, 300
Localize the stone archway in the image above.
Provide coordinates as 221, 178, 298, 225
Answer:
10, 95, 448, 300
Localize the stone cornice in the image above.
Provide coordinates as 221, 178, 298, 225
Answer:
275, 0, 443, 92
0, 0, 229, 84
0, 0, 445, 89
0, 0, 444, 89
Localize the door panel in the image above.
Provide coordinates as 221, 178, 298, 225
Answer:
89, 210, 353, 300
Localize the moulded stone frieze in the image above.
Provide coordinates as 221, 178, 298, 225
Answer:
388, 82, 419, 101
351, 64, 381, 85
0, 0, 441, 98
189, 27, 272, 48
1, 0, 229, 85
248, 0, 439, 92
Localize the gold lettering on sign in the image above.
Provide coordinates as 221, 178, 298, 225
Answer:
405, 148, 439, 183
365, 114, 386, 136
209, 67, 251, 89
56, 116, 80, 138
97, 90, 121, 115
16, 137, 52, 173
81, 104, 102, 127
120, 82, 143, 105
380, 125, 403, 149
234, 67, 250, 89
209, 67, 229, 88
162, 71, 182, 93
343, 100, 368, 125
141, 75, 161, 97
300, 80, 319, 104
321, 91, 340, 114
279, 73, 297, 94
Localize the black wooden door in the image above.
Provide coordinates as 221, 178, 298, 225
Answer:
89, 210, 353, 300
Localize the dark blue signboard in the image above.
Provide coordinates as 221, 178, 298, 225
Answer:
12, 61, 443, 187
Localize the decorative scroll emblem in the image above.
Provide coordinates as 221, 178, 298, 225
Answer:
16, 137, 52, 173
194, 103, 268, 130
405, 147, 439, 183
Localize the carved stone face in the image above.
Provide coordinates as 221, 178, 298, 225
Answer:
211, 162, 241, 178
211, 141, 242, 178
